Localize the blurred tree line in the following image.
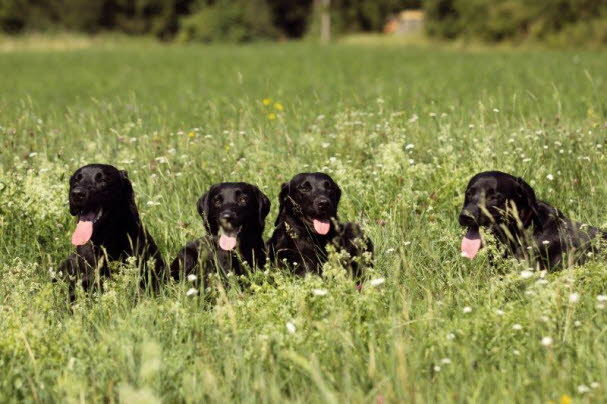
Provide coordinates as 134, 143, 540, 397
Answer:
0, 0, 420, 41
425, 0, 607, 45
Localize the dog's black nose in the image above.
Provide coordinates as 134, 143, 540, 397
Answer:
221, 211, 236, 221
70, 188, 87, 203
316, 197, 331, 211
459, 211, 476, 227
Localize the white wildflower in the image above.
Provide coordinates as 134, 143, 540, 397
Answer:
546, 174, 554, 181
446, 333, 455, 340
312, 289, 328, 296
186, 288, 198, 297
187, 274, 197, 282
597, 295, 607, 302
286, 322, 296, 334
440, 358, 451, 365
569, 293, 580, 303
463, 306, 472, 314
578, 385, 590, 394
520, 270, 533, 279
370, 278, 385, 287
512, 324, 523, 331
541, 336, 553, 347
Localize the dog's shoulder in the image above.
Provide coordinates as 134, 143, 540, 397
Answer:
269, 217, 303, 246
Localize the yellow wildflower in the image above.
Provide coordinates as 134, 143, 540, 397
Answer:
560, 395, 572, 404
274, 102, 284, 111
267, 113, 277, 120
262, 98, 272, 106
188, 131, 195, 138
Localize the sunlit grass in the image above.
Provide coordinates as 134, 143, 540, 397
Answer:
1, 40, 607, 402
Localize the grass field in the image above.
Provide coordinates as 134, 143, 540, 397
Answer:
1, 38, 607, 402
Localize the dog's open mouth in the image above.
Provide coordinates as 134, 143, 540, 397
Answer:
71, 208, 103, 246
219, 226, 241, 251
461, 226, 482, 259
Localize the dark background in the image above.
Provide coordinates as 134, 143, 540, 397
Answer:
1, 0, 605, 45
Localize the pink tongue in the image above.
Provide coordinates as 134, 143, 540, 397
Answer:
71, 220, 93, 246
461, 227, 482, 259
313, 219, 330, 235
219, 234, 237, 251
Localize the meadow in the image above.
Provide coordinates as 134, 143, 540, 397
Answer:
1, 38, 607, 402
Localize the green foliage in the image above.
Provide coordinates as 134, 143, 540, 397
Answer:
177, 0, 278, 43
0, 0, 424, 41
0, 0, 190, 38
1, 41, 607, 401
425, 0, 607, 45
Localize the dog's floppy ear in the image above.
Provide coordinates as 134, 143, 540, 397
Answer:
255, 187, 271, 230
68, 171, 79, 216
333, 180, 342, 206
120, 170, 140, 222
275, 182, 289, 225
196, 189, 213, 234
514, 176, 539, 224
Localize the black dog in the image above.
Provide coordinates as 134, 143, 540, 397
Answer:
268, 172, 373, 277
170, 182, 270, 286
59, 164, 165, 300
459, 171, 605, 269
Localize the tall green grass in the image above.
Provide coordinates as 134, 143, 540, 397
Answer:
1, 40, 607, 402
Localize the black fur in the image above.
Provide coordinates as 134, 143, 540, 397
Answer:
459, 171, 605, 268
268, 172, 373, 277
170, 182, 270, 286
59, 164, 165, 300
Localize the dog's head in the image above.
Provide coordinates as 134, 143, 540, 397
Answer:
68, 164, 137, 246
459, 171, 539, 258
197, 182, 270, 251
277, 172, 342, 235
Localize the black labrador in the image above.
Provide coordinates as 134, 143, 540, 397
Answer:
268, 172, 373, 277
459, 171, 605, 269
170, 182, 270, 286
59, 164, 165, 300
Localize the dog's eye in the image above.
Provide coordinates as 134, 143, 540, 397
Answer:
94, 173, 106, 183
213, 196, 222, 207
238, 196, 248, 205
298, 182, 312, 192
74, 173, 83, 182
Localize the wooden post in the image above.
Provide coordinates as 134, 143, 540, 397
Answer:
320, 0, 330, 44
